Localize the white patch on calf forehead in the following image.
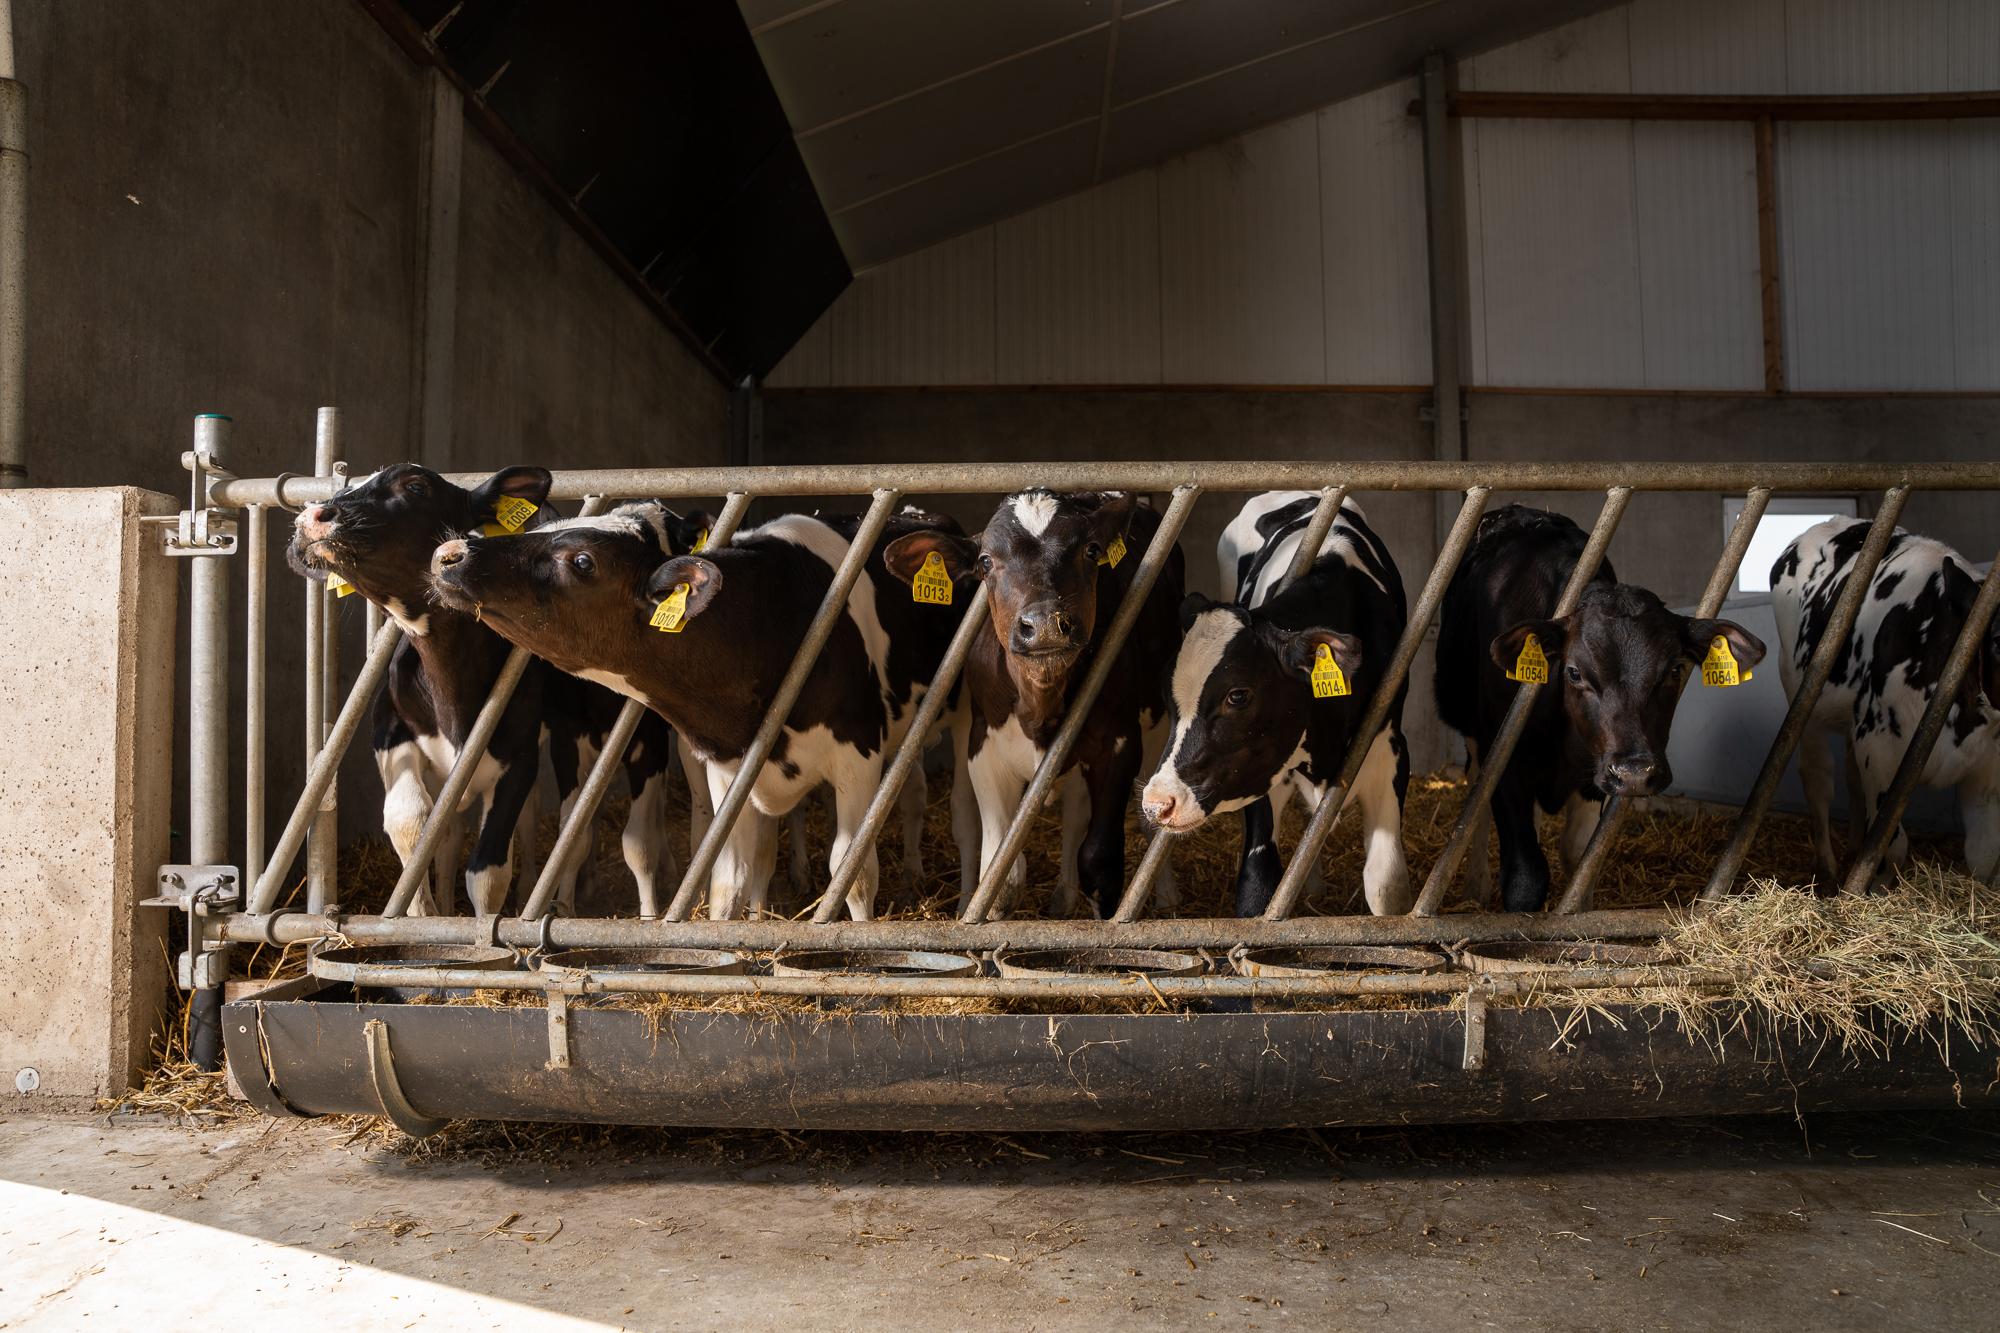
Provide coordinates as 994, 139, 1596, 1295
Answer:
1010, 492, 1061, 538
539, 504, 657, 540
1171, 612, 1243, 722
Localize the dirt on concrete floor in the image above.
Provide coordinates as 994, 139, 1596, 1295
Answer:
3, 1109, 1998, 1331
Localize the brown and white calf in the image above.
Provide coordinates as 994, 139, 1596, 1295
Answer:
288, 463, 700, 917
427, 501, 970, 919
882, 490, 1185, 918
1434, 505, 1765, 912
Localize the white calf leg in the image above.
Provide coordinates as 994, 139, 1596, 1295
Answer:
463, 796, 514, 918
678, 734, 714, 857
830, 772, 883, 921
1353, 729, 1412, 916
379, 742, 441, 917
623, 769, 673, 918
969, 751, 1029, 918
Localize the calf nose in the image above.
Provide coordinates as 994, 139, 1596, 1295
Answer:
431, 539, 469, 574
1142, 792, 1178, 827
297, 502, 334, 540
1013, 605, 1078, 651
1605, 754, 1666, 794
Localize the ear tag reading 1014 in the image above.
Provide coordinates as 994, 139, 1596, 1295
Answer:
326, 573, 357, 599
1099, 534, 1127, 569
491, 495, 538, 533
650, 584, 691, 633
1507, 633, 1549, 685
1702, 635, 1751, 687
1310, 642, 1350, 699
912, 550, 954, 606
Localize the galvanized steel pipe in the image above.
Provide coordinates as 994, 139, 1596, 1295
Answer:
307, 409, 341, 912
244, 505, 267, 891
0, 71, 25, 489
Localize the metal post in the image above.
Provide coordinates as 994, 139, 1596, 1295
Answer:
1117, 485, 1345, 923
307, 408, 341, 912
521, 491, 754, 921
249, 621, 402, 913
1554, 487, 1771, 914
666, 488, 905, 921
244, 504, 267, 893
0, 66, 25, 488
1265, 486, 1491, 921
186, 416, 232, 1069
815, 581, 993, 922
1839, 546, 2000, 895
962, 484, 1202, 924
1704, 486, 1912, 899
1420, 51, 1465, 552
1414, 487, 1633, 916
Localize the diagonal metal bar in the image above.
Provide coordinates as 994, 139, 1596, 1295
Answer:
1554, 487, 1773, 914
816, 581, 993, 922
1414, 486, 1633, 916
1266, 486, 1493, 921
666, 487, 906, 921
1703, 486, 1912, 900
1117, 485, 1346, 924
384, 494, 617, 917
962, 485, 1203, 924
1839, 543, 2000, 896
249, 619, 404, 913
522, 491, 754, 922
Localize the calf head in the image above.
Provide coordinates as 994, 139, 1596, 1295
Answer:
1139, 597, 1362, 833
426, 502, 712, 680
881, 489, 1138, 684
1490, 584, 1765, 798
287, 462, 552, 632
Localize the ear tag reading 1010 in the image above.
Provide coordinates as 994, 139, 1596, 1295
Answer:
1310, 642, 1350, 699
911, 550, 954, 606
1099, 534, 1127, 569
326, 573, 357, 599
650, 584, 691, 633
1702, 636, 1751, 687
491, 495, 539, 532
691, 527, 709, 554
1507, 633, 1549, 685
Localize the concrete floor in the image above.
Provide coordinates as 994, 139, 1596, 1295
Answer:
2, 1109, 1998, 1330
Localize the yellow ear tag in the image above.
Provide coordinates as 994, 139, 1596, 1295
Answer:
650, 584, 690, 633
691, 527, 709, 554
490, 495, 538, 533
1310, 642, 1350, 699
1507, 633, 1549, 685
1702, 635, 1750, 687
911, 550, 954, 606
1099, 534, 1127, 568
326, 573, 357, 599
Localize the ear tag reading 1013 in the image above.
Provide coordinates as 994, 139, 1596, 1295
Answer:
1507, 633, 1549, 685
650, 584, 690, 633
912, 550, 954, 606
491, 495, 539, 533
691, 527, 709, 554
1310, 642, 1350, 699
326, 573, 357, 599
1099, 534, 1127, 569
1702, 636, 1751, 687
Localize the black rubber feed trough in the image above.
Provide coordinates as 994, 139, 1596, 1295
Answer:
223, 976, 1998, 1133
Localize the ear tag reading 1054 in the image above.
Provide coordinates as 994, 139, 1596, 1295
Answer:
1311, 642, 1351, 699
326, 573, 357, 599
911, 550, 954, 606
1507, 633, 1549, 685
491, 495, 539, 533
691, 527, 709, 554
1702, 636, 1751, 687
650, 584, 690, 633
1099, 534, 1127, 569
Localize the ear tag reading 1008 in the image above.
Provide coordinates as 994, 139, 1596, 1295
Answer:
1310, 642, 1350, 699
491, 495, 538, 533
1702, 636, 1751, 687
650, 584, 691, 633
911, 550, 954, 606
1099, 534, 1127, 569
326, 573, 357, 599
1507, 633, 1549, 685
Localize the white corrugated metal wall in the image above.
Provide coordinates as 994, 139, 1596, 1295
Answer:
766, 0, 2000, 394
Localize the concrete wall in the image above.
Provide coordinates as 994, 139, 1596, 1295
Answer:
0, 488, 177, 1101
9, 0, 732, 862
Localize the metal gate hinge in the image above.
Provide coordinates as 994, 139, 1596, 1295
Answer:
161, 509, 239, 556
146, 864, 241, 915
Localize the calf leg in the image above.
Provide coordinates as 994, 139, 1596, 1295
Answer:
678, 733, 713, 858
1851, 730, 1905, 890
465, 760, 538, 918
622, 763, 673, 918
897, 761, 929, 890
785, 797, 815, 897
1796, 724, 1842, 888
550, 736, 598, 915
702, 760, 771, 920
1234, 793, 1285, 917
830, 766, 884, 921
968, 748, 1029, 917
1079, 738, 1144, 918
1492, 780, 1552, 913
1050, 772, 1090, 916
378, 739, 442, 917
1355, 727, 1413, 916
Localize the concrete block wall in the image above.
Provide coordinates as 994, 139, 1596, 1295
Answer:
0, 488, 177, 1101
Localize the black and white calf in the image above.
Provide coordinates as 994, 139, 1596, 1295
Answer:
1434, 505, 1765, 912
1772, 519, 2000, 887
288, 463, 696, 916
882, 490, 1185, 918
428, 502, 969, 919
1140, 492, 1412, 915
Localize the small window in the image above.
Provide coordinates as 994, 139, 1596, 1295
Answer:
1726, 496, 1861, 595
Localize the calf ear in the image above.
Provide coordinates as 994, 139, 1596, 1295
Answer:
662, 507, 714, 555
1684, 618, 1766, 671
1491, 619, 1568, 673
468, 467, 554, 523
637, 556, 723, 622
1279, 627, 1363, 680
1179, 592, 1214, 633
882, 530, 979, 585
1088, 491, 1138, 547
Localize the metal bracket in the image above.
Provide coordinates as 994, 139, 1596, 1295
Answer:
147, 865, 239, 989
1462, 982, 1489, 1072
161, 509, 238, 556
545, 988, 573, 1071
364, 1018, 450, 1140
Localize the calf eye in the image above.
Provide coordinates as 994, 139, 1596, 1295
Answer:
1083, 542, 1103, 563
569, 552, 595, 575
404, 478, 428, 497
977, 553, 994, 575
1225, 687, 1251, 708
1564, 664, 1583, 685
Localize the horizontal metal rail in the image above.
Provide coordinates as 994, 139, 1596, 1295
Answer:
212, 460, 2000, 510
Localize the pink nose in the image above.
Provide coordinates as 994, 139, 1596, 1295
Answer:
297, 503, 334, 541
1143, 793, 1177, 826
431, 539, 469, 574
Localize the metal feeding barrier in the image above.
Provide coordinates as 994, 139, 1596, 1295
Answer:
154, 412, 2000, 1129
